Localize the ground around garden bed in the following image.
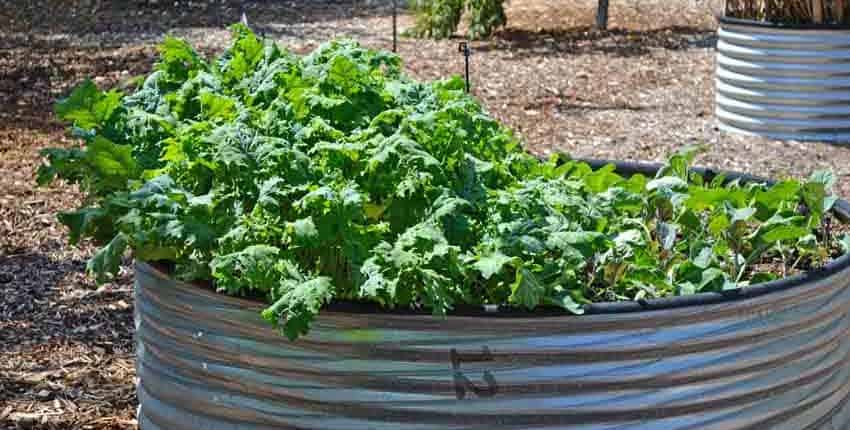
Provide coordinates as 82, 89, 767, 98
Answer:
3, 0, 850, 428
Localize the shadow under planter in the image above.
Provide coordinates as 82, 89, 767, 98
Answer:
716, 16, 850, 143
134, 161, 850, 430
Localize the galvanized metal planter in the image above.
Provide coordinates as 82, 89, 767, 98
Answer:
716, 17, 850, 143
135, 162, 850, 430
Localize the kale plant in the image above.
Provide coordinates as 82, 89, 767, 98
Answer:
39, 26, 848, 339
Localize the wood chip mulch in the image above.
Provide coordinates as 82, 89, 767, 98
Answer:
2, 0, 850, 428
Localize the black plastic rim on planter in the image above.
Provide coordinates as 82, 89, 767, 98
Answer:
134, 160, 850, 430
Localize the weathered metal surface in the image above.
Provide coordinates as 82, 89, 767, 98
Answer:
135, 163, 850, 430
716, 20, 850, 142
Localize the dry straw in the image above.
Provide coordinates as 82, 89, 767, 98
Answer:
725, 0, 848, 24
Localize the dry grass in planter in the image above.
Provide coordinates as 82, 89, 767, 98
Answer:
725, 0, 849, 24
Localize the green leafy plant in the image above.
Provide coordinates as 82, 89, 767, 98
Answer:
466, 0, 507, 39
409, 0, 465, 39
40, 26, 847, 340
409, 0, 506, 39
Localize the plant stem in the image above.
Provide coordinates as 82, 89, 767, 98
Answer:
791, 254, 804, 273
728, 235, 741, 280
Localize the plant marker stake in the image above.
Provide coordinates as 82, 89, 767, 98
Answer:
392, 0, 398, 52
458, 42, 471, 93
241, 7, 264, 38
596, 0, 609, 30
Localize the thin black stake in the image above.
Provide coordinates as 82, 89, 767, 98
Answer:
596, 0, 610, 30
458, 42, 471, 93
392, 0, 398, 52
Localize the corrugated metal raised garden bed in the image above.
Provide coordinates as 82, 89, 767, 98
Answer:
135, 167, 850, 430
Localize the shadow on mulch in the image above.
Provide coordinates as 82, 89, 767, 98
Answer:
520, 96, 659, 115
0, 251, 135, 355
3, 0, 400, 45
557, 101, 656, 113
480, 25, 717, 58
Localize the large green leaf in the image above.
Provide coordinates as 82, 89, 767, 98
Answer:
84, 136, 140, 193
647, 176, 688, 193
761, 225, 810, 243
263, 275, 334, 341
510, 267, 544, 309
55, 79, 122, 130
87, 233, 128, 283
473, 250, 514, 280
58, 207, 112, 244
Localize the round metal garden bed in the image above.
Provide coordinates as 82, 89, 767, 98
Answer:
135, 161, 850, 430
716, 16, 850, 143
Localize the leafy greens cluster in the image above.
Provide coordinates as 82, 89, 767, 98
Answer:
40, 25, 848, 340
409, 0, 507, 39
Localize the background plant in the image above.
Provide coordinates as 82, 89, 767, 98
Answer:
40, 25, 848, 340
409, 0, 506, 39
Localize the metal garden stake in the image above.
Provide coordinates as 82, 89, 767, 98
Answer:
596, 0, 609, 30
458, 42, 471, 93
392, 0, 398, 52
